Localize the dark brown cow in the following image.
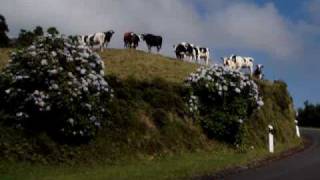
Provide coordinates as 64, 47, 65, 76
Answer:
123, 32, 140, 49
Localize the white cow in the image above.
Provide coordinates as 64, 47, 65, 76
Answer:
78, 30, 114, 52
222, 55, 254, 75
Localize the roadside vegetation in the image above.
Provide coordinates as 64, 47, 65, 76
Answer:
298, 101, 320, 128
0, 32, 300, 179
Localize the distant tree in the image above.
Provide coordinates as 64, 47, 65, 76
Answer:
47, 27, 59, 36
298, 101, 320, 127
17, 29, 35, 47
33, 26, 44, 36
0, 14, 10, 47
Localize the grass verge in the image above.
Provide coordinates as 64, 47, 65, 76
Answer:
0, 140, 302, 180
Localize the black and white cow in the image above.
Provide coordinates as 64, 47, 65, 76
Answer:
174, 42, 210, 65
173, 42, 194, 61
222, 55, 254, 75
124, 32, 140, 49
195, 47, 210, 65
183, 42, 195, 61
173, 43, 186, 60
253, 64, 264, 79
140, 34, 162, 53
79, 30, 115, 51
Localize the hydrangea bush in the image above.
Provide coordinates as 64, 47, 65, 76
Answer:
0, 35, 113, 141
185, 65, 263, 143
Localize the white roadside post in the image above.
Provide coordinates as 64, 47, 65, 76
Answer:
295, 112, 301, 138
295, 120, 300, 138
268, 125, 274, 153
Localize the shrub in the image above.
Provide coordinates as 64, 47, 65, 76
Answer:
0, 35, 113, 142
185, 65, 263, 143
47, 27, 59, 37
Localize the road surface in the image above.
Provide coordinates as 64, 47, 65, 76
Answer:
225, 128, 320, 180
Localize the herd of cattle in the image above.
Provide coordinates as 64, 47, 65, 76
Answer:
77, 30, 264, 79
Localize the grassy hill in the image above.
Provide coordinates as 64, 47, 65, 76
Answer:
0, 48, 301, 179
101, 49, 199, 83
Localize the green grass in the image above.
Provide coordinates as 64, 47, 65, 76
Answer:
0, 141, 301, 180
100, 49, 199, 83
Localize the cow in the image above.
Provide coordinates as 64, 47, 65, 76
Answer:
173, 42, 195, 61
253, 64, 264, 80
186, 43, 196, 61
173, 43, 187, 60
196, 47, 210, 65
140, 34, 162, 53
222, 57, 237, 70
78, 30, 115, 51
222, 55, 254, 75
124, 32, 140, 49
184, 43, 195, 61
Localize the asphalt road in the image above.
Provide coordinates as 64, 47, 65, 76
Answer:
225, 128, 320, 180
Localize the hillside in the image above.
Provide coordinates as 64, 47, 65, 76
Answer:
0, 47, 300, 179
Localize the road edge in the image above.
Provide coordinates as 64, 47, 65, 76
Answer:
193, 137, 311, 180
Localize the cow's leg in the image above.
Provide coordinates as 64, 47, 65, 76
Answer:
99, 42, 104, 52
181, 54, 185, 61
148, 45, 151, 53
